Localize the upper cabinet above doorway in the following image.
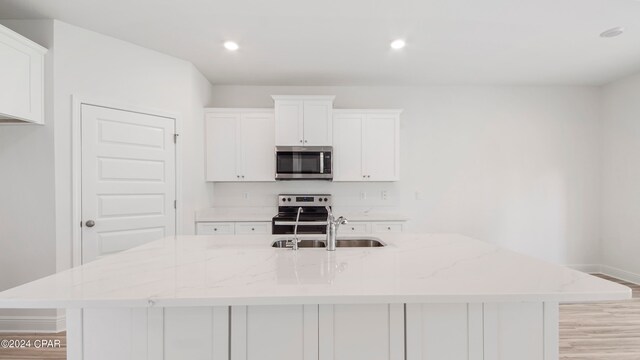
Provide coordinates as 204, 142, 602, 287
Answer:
0, 24, 46, 125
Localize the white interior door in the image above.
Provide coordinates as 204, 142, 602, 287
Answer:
81, 104, 176, 263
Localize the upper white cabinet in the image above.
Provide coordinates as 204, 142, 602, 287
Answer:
273, 95, 334, 146
205, 109, 275, 182
333, 110, 401, 182
0, 24, 47, 125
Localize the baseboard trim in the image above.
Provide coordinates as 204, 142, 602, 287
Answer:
567, 264, 602, 273
600, 265, 640, 285
0, 315, 66, 333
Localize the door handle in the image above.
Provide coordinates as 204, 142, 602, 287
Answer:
85, 220, 95, 228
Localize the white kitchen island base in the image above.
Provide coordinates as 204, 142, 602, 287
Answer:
67, 301, 558, 360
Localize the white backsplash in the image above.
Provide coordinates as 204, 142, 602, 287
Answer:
212, 181, 401, 208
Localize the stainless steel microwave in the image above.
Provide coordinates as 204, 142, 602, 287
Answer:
275, 146, 332, 180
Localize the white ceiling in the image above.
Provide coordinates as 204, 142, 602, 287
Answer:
1, 0, 640, 86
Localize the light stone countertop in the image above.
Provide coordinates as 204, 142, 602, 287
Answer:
0, 234, 630, 308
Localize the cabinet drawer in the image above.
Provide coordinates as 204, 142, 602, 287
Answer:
196, 222, 235, 235
235, 222, 270, 235
341, 222, 369, 234
372, 222, 404, 233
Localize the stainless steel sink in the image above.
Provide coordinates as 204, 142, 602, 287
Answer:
336, 239, 385, 247
272, 239, 326, 248
271, 238, 385, 248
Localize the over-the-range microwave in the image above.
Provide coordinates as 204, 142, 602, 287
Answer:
275, 146, 332, 180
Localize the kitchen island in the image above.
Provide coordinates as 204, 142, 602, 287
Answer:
0, 234, 630, 360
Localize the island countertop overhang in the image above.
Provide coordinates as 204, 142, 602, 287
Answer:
0, 234, 631, 308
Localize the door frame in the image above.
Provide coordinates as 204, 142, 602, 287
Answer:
71, 95, 182, 266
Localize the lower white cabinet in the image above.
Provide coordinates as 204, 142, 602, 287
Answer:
341, 221, 405, 235
196, 221, 272, 235
196, 222, 235, 235
231, 305, 318, 360
319, 304, 405, 360
196, 221, 402, 236
229, 304, 404, 360
69, 302, 558, 360
235, 222, 270, 234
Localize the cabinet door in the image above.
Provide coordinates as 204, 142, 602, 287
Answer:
196, 222, 235, 235
372, 222, 404, 233
363, 114, 399, 181
206, 113, 241, 181
235, 222, 271, 235
332, 113, 364, 181
303, 100, 333, 145
341, 222, 370, 234
319, 304, 404, 360
240, 113, 275, 181
232, 305, 318, 360
275, 100, 304, 146
0, 26, 45, 124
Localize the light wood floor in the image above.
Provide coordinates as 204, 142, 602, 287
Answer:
0, 274, 637, 359
0, 331, 65, 360
560, 274, 640, 360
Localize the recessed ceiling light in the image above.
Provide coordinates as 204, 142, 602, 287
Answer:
224, 41, 239, 51
390, 39, 406, 50
600, 27, 624, 38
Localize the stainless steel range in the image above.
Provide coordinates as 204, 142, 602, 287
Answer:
271, 194, 332, 235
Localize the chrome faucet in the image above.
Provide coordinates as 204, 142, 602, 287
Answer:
325, 206, 347, 251
291, 207, 304, 250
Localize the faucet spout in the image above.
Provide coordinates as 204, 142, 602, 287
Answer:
292, 207, 304, 250
325, 206, 347, 251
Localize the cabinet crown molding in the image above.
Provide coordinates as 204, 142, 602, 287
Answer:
205, 108, 274, 113
271, 95, 336, 102
333, 109, 403, 115
0, 24, 47, 54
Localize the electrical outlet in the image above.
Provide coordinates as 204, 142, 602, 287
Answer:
360, 191, 367, 200
243, 192, 249, 199
415, 191, 422, 200
381, 190, 388, 200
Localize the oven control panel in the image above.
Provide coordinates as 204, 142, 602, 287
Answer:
278, 194, 332, 206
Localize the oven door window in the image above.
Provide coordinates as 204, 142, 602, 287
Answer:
277, 152, 321, 174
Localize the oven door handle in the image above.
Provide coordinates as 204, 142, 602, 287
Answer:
274, 221, 329, 226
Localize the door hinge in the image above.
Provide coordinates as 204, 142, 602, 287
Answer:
174, 133, 179, 143
174, 200, 177, 209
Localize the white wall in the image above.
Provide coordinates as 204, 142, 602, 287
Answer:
0, 20, 213, 331
0, 20, 58, 328
209, 85, 602, 265
602, 72, 640, 279
52, 21, 213, 270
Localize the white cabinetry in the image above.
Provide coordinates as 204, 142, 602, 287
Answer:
333, 110, 401, 181
341, 221, 405, 234
196, 221, 271, 235
231, 305, 318, 360
273, 96, 334, 146
205, 109, 275, 182
0, 24, 46, 124
71, 301, 558, 360
319, 304, 405, 360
